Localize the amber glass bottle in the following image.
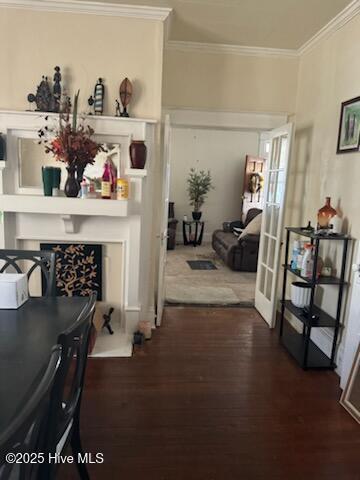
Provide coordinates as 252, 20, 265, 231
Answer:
317, 197, 337, 229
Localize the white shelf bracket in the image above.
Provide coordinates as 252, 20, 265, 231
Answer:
60, 214, 78, 234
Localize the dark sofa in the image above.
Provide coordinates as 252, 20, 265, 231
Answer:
212, 208, 262, 272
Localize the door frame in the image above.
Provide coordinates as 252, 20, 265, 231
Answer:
155, 109, 288, 325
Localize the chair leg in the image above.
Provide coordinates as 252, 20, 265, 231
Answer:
71, 422, 90, 480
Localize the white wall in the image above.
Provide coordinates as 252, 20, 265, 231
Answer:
169, 127, 260, 240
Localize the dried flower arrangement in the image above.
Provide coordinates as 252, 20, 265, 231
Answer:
38, 91, 104, 197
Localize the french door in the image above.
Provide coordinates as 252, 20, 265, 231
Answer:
156, 115, 171, 326
255, 123, 293, 327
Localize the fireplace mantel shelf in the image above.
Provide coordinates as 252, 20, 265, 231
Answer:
0, 194, 138, 217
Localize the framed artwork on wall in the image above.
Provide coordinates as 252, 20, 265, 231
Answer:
337, 96, 360, 153
340, 342, 360, 424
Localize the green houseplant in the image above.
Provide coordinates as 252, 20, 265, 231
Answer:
187, 168, 214, 220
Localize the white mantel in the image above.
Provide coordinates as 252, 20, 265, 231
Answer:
0, 110, 157, 333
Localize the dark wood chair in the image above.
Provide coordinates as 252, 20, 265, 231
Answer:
41, 293, 97, 480
0, 345, 62, 480
0, 249, 56, 297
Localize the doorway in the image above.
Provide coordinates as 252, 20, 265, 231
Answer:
157, 110, 289, 324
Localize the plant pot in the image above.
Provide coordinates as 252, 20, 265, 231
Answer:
192, 211, 202, 221
64, 166, 80, 197
129, 140, 147, 169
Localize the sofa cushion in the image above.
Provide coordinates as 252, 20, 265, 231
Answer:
212, 230, 239, 249
239, 213, 262, 239
244, 208, 262, 227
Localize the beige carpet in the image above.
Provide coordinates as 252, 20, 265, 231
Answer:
165, 243, 256, 306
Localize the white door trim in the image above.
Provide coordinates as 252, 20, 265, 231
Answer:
162, 108, 288, 132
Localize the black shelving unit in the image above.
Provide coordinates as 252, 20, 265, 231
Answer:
280, 227, 350, 370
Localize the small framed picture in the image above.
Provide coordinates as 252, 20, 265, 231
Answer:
337, 96, 360, 153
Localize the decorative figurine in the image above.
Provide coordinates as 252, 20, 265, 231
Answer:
102, 307, 114, 335
115, 99, 121, 117
53, 66, 62, 113
27, 67, 63, 113
87, 95, 94, 115
28, 76, 53, 112
119, 77, 133, 117
94, 78, 105, 115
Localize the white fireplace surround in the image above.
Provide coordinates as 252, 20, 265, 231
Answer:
0, 110, 157, 333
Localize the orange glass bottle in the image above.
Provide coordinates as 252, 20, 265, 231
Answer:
317, 197, 337, 229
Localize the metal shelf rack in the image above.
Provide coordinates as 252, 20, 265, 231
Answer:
279, 227, 350, 370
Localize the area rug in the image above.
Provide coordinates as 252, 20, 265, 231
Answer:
166, 285, 242, 305
187, 260, 217, 270
165, 243, 256, 306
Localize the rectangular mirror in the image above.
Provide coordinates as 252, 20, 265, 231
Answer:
18, 136, 123, 190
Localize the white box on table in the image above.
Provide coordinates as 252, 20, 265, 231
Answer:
0, 273, 29, 309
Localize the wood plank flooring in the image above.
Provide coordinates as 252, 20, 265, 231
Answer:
61, 307, 360, 480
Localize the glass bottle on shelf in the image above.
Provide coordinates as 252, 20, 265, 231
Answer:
317, 197, 337, 229
101, 161, 112, 199
301, 244, 314, 278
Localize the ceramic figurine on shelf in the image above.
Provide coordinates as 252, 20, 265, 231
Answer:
94, 78, 105, 115
115, 99, 121, 117
53, 66, 62, 113
119, 77, 133, 117
28, 76, 53, 112
87, 95, 94, 115
27, 67, 63, 113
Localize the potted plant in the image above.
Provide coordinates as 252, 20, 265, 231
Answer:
187, 168, 214, 220
38, 91, 103, 197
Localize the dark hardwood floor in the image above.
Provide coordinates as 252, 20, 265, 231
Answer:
61, 307, 360, 480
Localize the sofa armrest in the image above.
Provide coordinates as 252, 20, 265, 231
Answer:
238, 233, 260, 245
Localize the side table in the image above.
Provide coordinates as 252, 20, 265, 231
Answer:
182, 220, 205, 247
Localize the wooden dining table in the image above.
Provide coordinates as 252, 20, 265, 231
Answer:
0, 296, 90, 434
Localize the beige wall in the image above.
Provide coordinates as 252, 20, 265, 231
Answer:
284, 14, 360, 360
163, 48, 299, 113
169, 127, 259, 238
287, 15, 360, 239
0, 8, 164, 119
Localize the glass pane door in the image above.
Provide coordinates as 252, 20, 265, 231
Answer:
255, 125, 293, 327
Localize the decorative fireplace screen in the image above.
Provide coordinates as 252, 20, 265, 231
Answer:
40, 243, 102, 300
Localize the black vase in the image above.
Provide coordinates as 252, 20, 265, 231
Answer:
192, 211, 202, 221
64, 166, 80, 197
77, 164, 85, 184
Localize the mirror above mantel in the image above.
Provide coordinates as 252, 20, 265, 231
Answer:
19, 136, 123, 191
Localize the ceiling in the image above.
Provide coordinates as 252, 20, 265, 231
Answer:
93, 0, 352, 49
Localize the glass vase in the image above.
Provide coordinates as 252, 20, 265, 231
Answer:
317, 197, 337, 229
64, 166, 80, 198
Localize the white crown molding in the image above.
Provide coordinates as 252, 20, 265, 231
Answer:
166, 0, 360, 59
298, 0, 360, 55
163, 108, 288, 131
1, 0, 359, 56
166, 40, 298, 59
0, 0, 172, 21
